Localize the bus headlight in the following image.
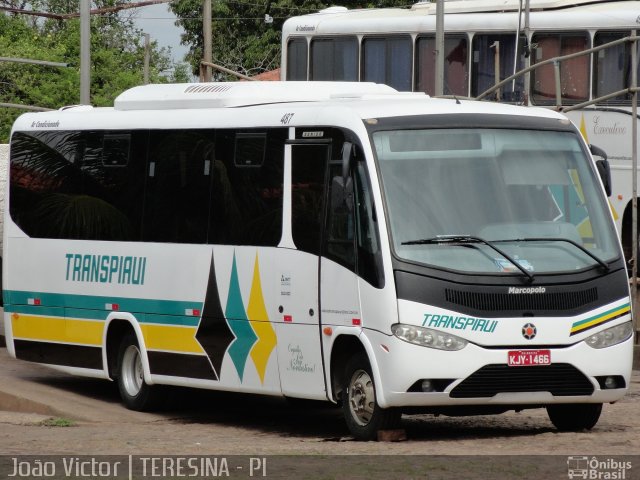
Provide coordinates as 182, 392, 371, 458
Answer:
391, 324, 468, 351
585, 321, 633, 349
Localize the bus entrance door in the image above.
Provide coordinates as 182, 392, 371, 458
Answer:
275, 142, 331, 399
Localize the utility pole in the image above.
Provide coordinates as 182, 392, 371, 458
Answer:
143, 33, 150, 84
203, 0, 212, 82
435, 0, 444, 96
80, 0, 90, 104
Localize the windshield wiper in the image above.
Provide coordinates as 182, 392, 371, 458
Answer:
401, 235, 535, 282
492, 237, 610, 272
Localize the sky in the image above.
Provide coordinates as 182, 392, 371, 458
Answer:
132, 3, 190, 66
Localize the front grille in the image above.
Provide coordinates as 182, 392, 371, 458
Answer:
449, 364, 594, 398
445, 288, 598, 312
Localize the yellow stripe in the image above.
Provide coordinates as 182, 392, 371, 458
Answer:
571, 306, 631, 333
140, 324, 204, 354
11, 315, 103, 346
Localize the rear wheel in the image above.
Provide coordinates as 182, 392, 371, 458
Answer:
342, 353, 400, 440
116, 333, 163, 411
546, 403, 602, 431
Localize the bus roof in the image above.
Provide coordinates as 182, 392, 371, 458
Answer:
282, 1, 640, 34
410, 0, 609, 14
11, 82, 570, 132
113, 81, 399, 110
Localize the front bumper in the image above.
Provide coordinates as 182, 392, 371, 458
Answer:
365, 329, 633, 408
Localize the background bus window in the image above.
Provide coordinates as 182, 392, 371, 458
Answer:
9, 130, 145, 241
362, 36, 412, 92
532, 32, 589, 104
310, 37, 358, 81
471, 33, 525, 102
594, 31, 639, 104
416, 35, 469, 96
209, 129, 286, 246
144, 130, 214, 244
286, 38, 308, 81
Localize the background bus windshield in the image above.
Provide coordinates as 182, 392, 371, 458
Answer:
374, 128, 618, 274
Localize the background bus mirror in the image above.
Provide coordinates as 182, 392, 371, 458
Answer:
590, 144, 611, 197
342, 141, 353, 183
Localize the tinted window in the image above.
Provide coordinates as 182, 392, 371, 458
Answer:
354, 161, 383, 288
532, 32, 589, 104
471, 33, 525, 102
10, 130, 145, 241
325, 161, 355, 270
209, 129, 286, 246
291, 144, 329, 255
416, 35, 469, 96
594, 31, 640, 105
143, 130, 214, 244
287, 38, 308, 80
363, 36, 412, 92
311, 37, 358, 81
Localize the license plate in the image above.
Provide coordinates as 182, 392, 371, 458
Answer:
507, 349, 551, 367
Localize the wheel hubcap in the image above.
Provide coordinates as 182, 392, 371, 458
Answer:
348, 369, 375, 426
122, 344, 143, 397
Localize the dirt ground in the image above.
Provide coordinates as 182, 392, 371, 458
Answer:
0, 359, 638, 479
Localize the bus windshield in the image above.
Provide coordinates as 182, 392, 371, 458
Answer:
373, 127, 619, 274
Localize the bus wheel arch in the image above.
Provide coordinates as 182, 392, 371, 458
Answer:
104, 318, 164, 411
105, 319, 138, 380
329, 334, 366, 404
329, 334, 400, 440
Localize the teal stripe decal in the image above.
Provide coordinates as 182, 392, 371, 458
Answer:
571, 302, 631, 329
144, 314, 200, 327
6, 305, 65, 317
5, 290, 202, 317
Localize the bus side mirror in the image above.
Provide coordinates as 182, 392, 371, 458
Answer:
590, 144, 611, 197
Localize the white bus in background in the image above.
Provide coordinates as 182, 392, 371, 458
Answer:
0, 144, 6, 338
282, 0, 640, 262
3, 82, 633, 440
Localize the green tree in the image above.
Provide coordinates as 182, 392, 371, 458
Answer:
0, 1, 185, 142
170, 0, 411, 78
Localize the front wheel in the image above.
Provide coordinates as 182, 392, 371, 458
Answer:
546, 403, 602, 431
342, 353, 400, 440
116, 333, 163, 411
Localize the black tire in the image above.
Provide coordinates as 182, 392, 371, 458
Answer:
342, 353, 401, 440
546, 403, 602, 431
116, 333, 163, 411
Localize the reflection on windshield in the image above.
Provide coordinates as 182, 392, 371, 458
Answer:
374, 128, 618, 274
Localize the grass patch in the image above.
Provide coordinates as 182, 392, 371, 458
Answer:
40, 417, 75, 427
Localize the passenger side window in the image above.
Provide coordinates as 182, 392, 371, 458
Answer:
416, 35, 469, 96
531, 32, 589, 104
471, 33, 526, 102
311, 37, 358, 81
593, 31, 640, 104
287, 38, 308, 81
363, 36, 412, 92
209, 129, 286, 246
10, 130, 146, 241
143, 130, 214, 243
